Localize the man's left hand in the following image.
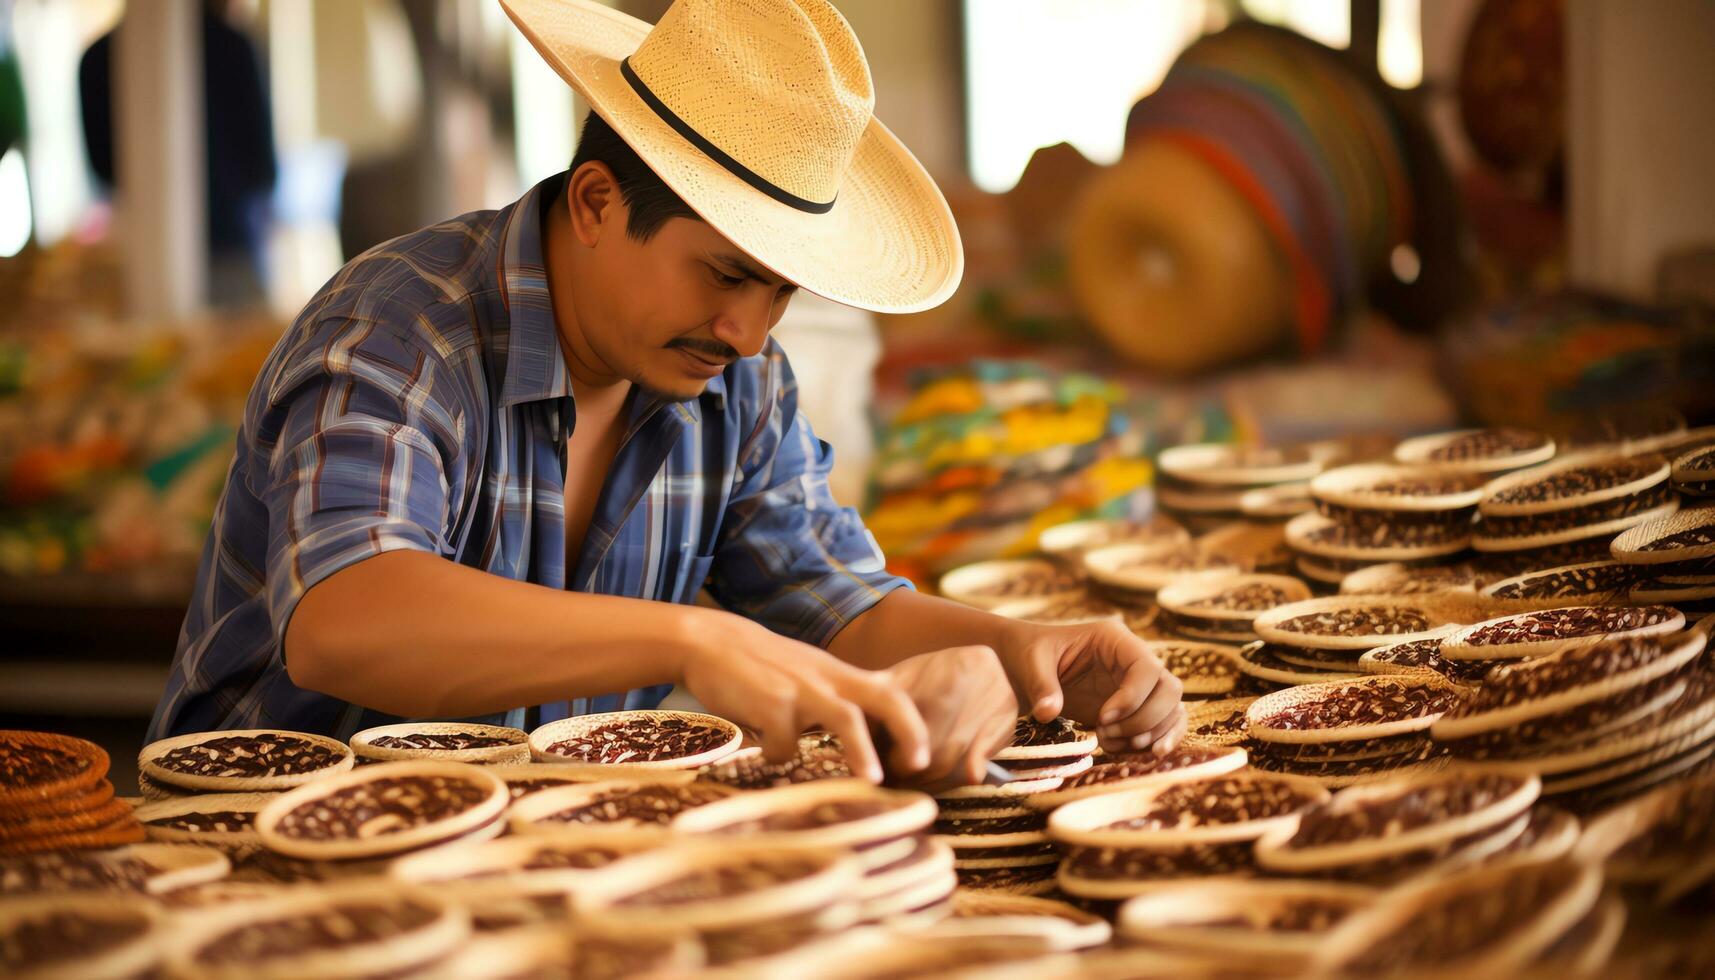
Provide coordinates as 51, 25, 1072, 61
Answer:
995, 620, 1186, 754
884, 645, 1018, 788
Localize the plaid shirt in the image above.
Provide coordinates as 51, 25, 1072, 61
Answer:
148, 175, 908, 742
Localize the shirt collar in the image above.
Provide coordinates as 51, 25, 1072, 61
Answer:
495, 171, 729, 416
497, 173, 574, 409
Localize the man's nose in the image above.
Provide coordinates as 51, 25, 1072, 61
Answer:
710, 288, 776, 359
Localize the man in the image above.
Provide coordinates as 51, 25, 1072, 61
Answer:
149, 0, 1185, 785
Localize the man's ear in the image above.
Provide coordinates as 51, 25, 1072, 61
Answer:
566, 161, 624, 248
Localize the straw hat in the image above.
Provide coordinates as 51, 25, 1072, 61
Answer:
501, 0, 963, 314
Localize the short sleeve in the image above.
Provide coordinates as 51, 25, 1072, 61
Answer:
256, 320, 467, 653
705, 344, 913, 647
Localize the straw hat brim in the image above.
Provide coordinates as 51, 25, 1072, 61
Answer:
502, 0, 964, 314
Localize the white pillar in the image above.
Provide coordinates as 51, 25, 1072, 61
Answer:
1567, 0, 1715, 299
115, 2, 205, 319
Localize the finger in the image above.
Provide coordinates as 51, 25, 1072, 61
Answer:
959, 744, 989, 786
799, 685, 883, 783
757, 693, 801, 765
902, 692, 990, 789
1149, 707, 1188, 756
1094, 631, 1164, 732
845, 673, 931, 775
928, 726, 998, 789
1095, 661, 1170, 742
918, 744, 964, 787
1144, 704, 1182, 743
723, 654, 800, 764
981, 695, 1017, 758
1096, 672, 1181, 752
1115, 675, 1183, 751
953, 707, 994, 786
959, 718, 1011, 785
963, 685, 1021, 784
1011, 644, 1064, 721
907, 709, 967, 786
1120, 705, 1182, 756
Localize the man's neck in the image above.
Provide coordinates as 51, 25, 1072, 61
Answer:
542, 184, 631, 404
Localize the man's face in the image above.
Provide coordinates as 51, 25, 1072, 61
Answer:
577, 199, 798, 402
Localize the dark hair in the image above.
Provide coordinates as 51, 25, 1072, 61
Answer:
566, 111, 700, 242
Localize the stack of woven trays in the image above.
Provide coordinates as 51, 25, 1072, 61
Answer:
3, 732, 142, 857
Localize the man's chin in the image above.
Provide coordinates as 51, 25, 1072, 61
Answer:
635, 373, 710, 403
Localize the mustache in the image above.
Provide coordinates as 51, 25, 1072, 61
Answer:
666, 338, 739, 362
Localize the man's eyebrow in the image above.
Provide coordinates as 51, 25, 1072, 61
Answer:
712, 251, 796, 289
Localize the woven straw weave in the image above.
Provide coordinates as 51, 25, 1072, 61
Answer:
502, 0, 962, 314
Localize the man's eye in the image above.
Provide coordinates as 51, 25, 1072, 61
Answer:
710, 268, 745, 287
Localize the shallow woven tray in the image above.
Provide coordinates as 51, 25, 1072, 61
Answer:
528, 710, 741, 769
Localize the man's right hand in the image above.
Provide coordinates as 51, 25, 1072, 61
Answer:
676, 612, 931, 783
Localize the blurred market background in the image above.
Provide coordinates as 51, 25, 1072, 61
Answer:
1, 0, 1712, 789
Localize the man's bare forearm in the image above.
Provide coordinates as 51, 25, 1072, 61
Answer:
827, 589, 1028, 671
284, 550, 729, 718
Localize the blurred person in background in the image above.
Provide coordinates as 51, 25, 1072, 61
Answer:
79, 0, 276, 307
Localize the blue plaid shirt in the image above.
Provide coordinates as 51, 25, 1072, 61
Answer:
148, 175, 909, 742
